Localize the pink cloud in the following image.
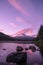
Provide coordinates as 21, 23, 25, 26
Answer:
9, 22, 18, 27
16, 17, 25, 22
16, 28, 33, 36
8, 0, 30, 16
10, 28, 33, 37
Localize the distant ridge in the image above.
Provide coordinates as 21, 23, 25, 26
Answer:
0, 32, 15, 41
0, 32, 35, 42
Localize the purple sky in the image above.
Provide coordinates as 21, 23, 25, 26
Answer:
0, 0, 43, 36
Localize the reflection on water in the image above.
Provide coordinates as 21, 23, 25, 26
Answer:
0, 42, 43, 65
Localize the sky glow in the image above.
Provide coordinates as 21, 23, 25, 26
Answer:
0, 0, 43, 36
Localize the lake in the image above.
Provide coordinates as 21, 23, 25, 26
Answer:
0, 42, 43, 65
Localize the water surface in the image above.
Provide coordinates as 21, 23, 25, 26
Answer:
0, 42, 43, 65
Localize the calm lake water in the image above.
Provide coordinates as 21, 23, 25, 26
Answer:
0, 42, 43, 65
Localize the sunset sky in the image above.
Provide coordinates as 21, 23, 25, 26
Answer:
0, 0, 43, 36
